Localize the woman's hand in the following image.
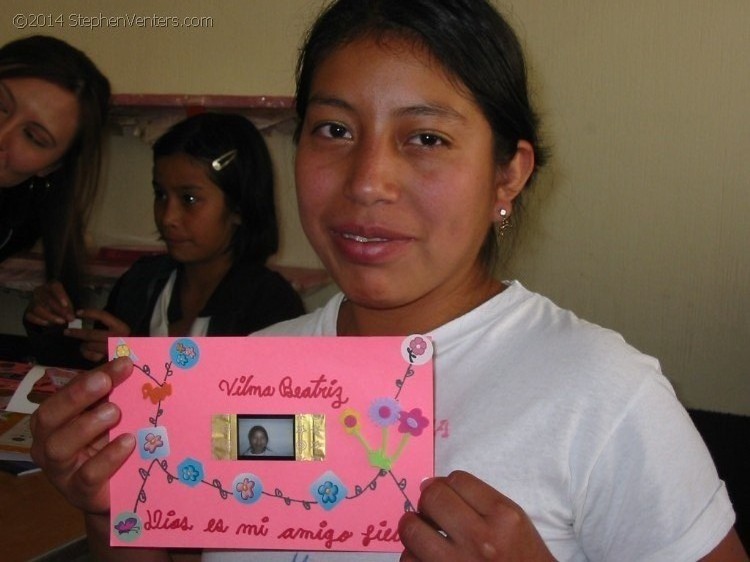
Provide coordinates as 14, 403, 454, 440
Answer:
64, 308, 132, 363
399, 470, 556, 562
24, 280, 75, 327
30, 357, 136, 515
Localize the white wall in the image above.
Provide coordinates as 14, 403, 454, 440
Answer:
502, 1, 750, 415
2, 1, 748, 414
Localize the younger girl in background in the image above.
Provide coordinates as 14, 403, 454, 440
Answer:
25, 112, 304, 363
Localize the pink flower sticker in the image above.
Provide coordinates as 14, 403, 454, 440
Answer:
235, 477, 256, 500
401, 334, 433, 365
143, 433, 164, 454
409, 337, 427, 356
397, 408, 429, 437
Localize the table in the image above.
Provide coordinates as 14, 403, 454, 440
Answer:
0, 358, 203, 560
0, 470, 87, 562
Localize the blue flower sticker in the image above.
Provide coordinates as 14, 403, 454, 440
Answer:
311, 470, 347, 511
233, 473, 263, 505
177, 457, 204, 487
319, 481, 339, 503
170, 338, 200, 369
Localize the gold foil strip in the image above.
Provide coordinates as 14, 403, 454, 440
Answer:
295, 414, 326, 461
212, 414, 237, 460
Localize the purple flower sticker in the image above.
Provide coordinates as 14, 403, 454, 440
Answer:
368, 397, 401, 427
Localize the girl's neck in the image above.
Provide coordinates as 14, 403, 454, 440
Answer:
180, 253, 234, 292
337, 275, 503, 337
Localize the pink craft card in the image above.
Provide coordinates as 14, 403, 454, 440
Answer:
108, 335, 434, 552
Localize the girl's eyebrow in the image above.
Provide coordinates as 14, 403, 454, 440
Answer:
307, 94, 467, 122
307, 94, 352, 111
394, 103, 466, 123
152, 181, 208, 192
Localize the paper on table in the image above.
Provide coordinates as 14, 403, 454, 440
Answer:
4, 365, 79, 414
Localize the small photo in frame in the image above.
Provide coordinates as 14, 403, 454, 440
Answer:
237, 414, 295, 460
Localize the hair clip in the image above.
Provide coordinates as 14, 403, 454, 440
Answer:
211, 149, 238, 171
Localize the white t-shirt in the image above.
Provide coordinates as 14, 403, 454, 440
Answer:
149, 270, 210, 337
204, 281, 735, 562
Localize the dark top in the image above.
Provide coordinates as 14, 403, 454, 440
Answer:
25, 254, 305, 367
0, 182, 43, 264
106, 254, 305, 336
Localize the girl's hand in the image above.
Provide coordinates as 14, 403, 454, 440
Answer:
64, 308, 132, 363
29, 357, 136, 515
24, 280, 76, 326
399, 470, 556, 562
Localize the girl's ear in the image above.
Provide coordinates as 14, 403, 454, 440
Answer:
231, 211, 243, 226
493, 140, 535, 214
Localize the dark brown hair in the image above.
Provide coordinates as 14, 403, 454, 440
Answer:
0, 35, 111, 302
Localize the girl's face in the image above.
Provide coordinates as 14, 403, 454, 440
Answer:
153, 153, 240, 267
296, 36, 512, 328
250, 429, 268, 453
0, 77, 80, 188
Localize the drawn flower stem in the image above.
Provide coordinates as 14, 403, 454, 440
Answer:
391, 434, 410, 464
353, 427, 372, 453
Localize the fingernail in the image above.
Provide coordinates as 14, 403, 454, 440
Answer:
112, 356, 132, 373
86, 372, 108, 393
420, 477, 435, 491
96, 402, 118, 421
119, 433, 136, 450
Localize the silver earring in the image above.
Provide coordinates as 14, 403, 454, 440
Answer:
495, 208, 511, 239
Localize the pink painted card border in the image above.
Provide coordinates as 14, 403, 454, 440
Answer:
108, 335, 434, 552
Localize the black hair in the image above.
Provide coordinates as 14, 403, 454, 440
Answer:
248, 425, 269, 441
294, 0, 548, 269
0, 35, 110, 303
152, 113, 279, 264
